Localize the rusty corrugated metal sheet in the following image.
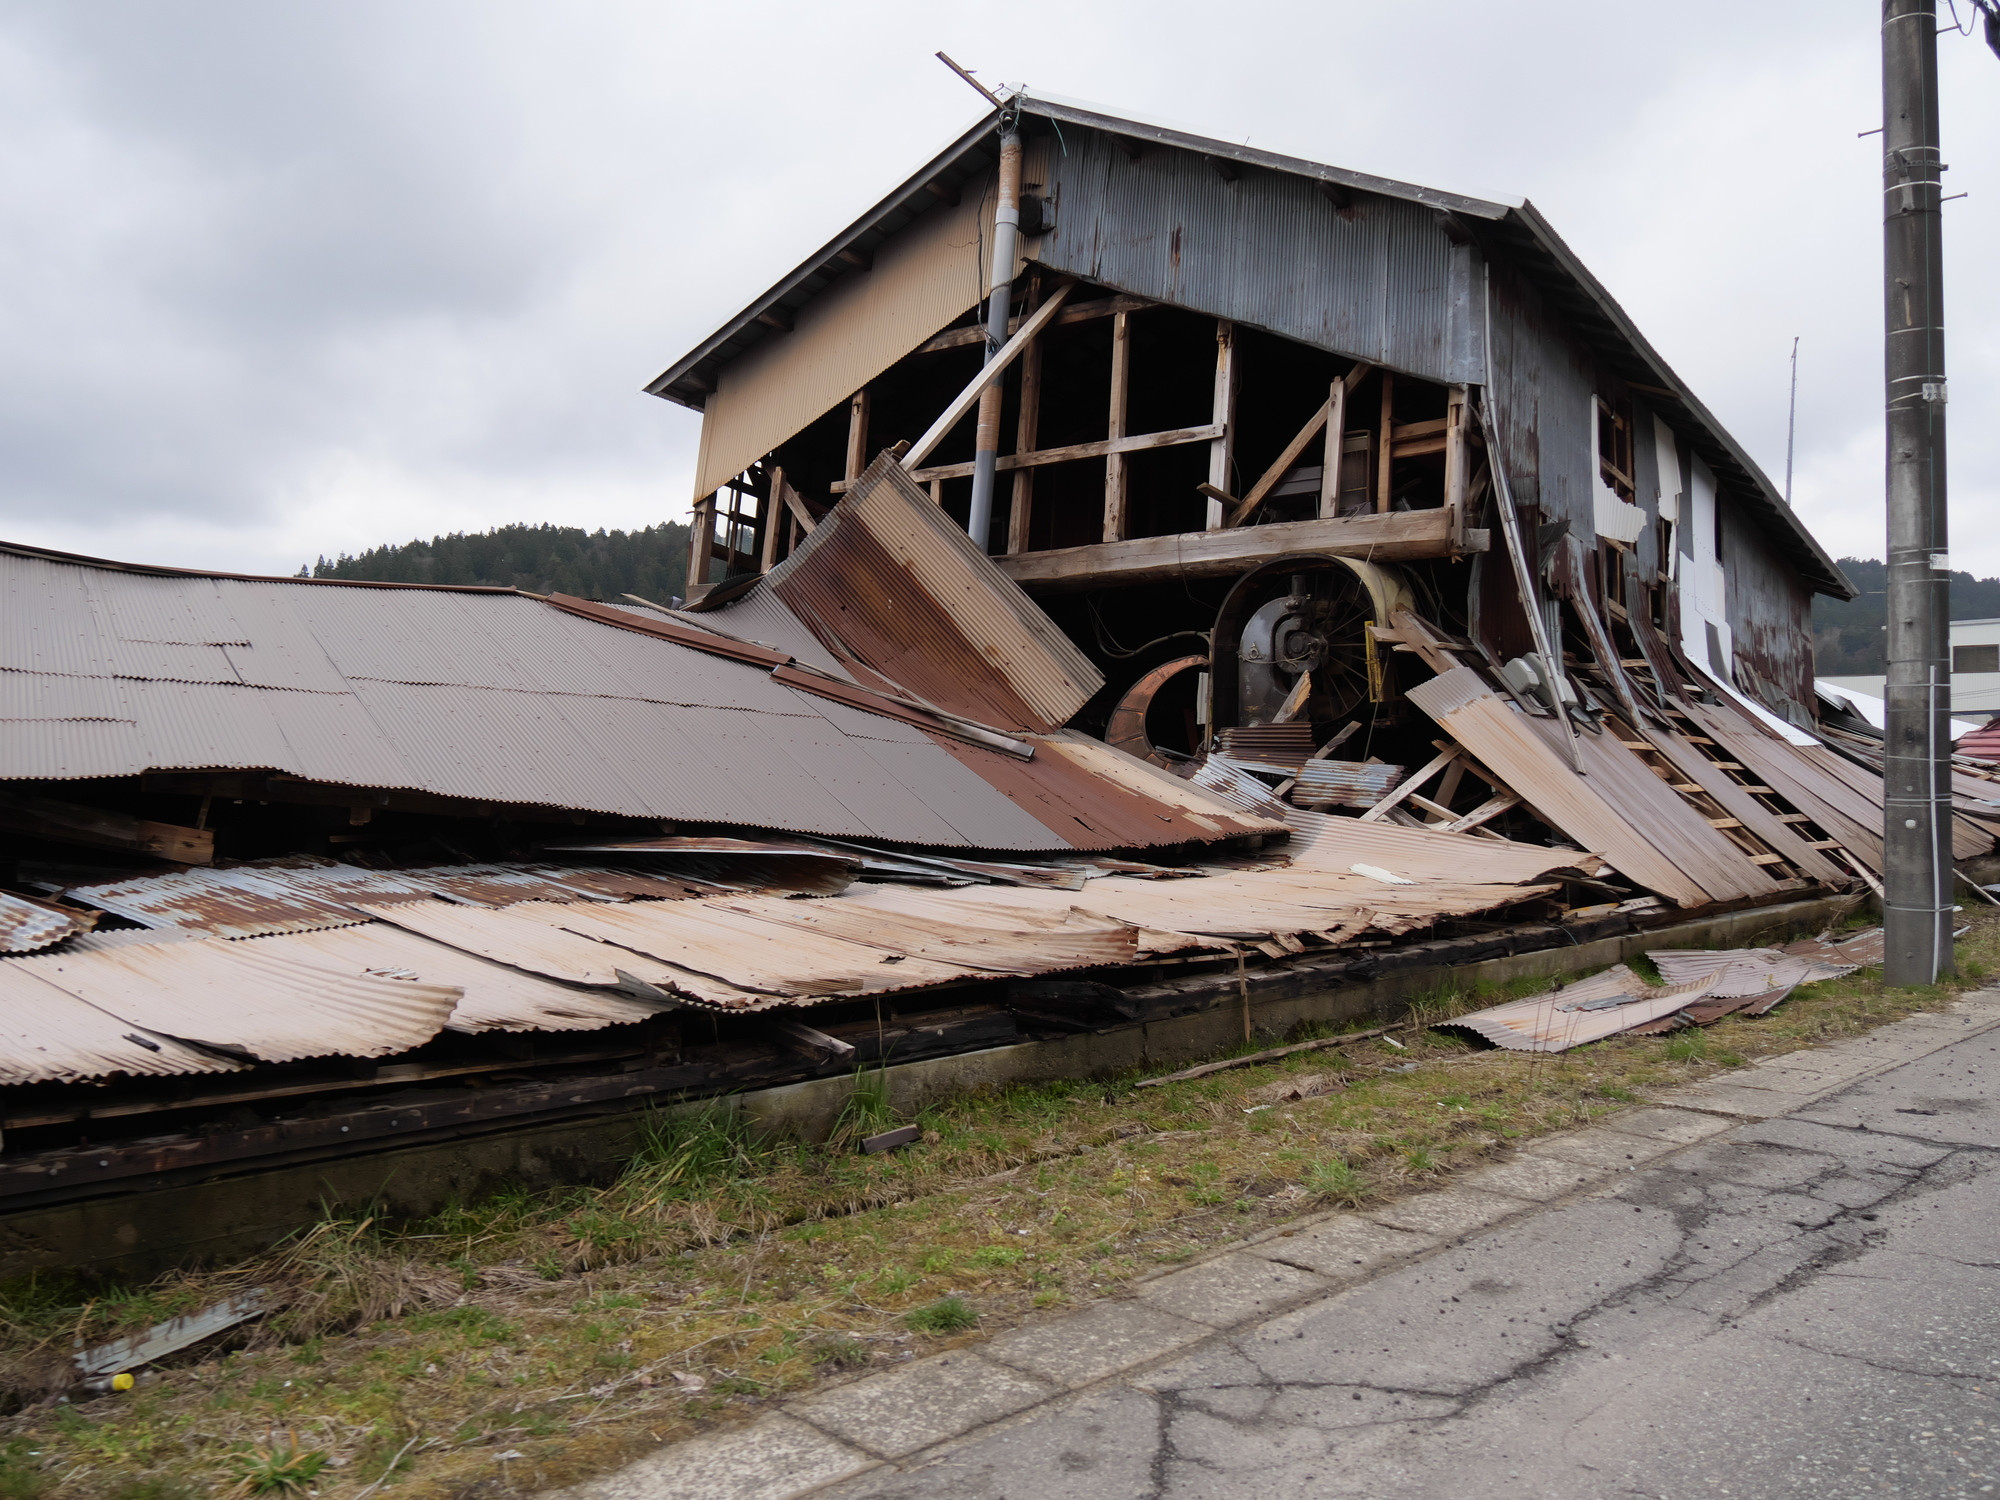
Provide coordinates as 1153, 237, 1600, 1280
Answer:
1440, 965, 1723, 1053
0, 960, 243, 1084
248, 924, 673, 1034
60, 858, 718, 939
0, 892, 89, 953
768, 457, 1104, 734
13, 939, 461, 1063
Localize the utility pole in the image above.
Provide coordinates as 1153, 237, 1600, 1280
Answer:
1880, 0, 1953, 985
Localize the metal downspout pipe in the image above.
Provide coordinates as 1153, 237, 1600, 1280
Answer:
967, 103, 1022, 552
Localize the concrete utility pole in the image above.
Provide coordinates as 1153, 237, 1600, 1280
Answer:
1880, 0, 1953, 985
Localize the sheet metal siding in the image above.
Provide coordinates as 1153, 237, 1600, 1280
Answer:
1034, 130, 1474, 383
1485, 263, 1595, 532
1629, 400, 1664, 582
1721, 504, 1814, 718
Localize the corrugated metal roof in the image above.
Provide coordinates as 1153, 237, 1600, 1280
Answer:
0, 961, 242, 1084
11, 940, 461, 1062
59, 857, 718, 940
243, 924, 672, 1034
0, 893, 88, 954
0, 545, 1260, 852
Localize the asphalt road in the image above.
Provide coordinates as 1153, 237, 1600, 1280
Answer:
820, 1028, 2000, 1500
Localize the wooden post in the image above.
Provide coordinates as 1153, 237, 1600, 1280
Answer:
688, 494, 717, 596
844, 390, 870, 483
1206, 320, 1237, 530
1443, 386, 1469, 550
1376, 372, 1396, 513
1318, 377, 1347, 519
1007, 279, 1044, 555
759, 468, 785, 573
1103, 311, 1132, 543
930, 478, 944, 506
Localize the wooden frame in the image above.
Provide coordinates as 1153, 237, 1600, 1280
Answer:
1007, 278, 1045, 555
1103, 310, 1132, 542
1207, 320, 1238, 530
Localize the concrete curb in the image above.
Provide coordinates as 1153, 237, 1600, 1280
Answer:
553, 988, 2000, 1500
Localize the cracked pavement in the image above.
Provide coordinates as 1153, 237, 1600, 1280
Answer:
567, 999, 2000, 1500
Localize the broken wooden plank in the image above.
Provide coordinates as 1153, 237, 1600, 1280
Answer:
880, 422, 1227, 489
768, 1020, 857, 1063
0, 793, 213, 865
997, 511, 1484, 591
1357, 745, 1461, 823
903, 282, 1075, 469
1133, 1026, 1400, 1088
912, 293, 1152, 354
1104, 310, 1132, 542
1207, 320, 1238, 529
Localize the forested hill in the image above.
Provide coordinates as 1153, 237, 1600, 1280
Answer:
302, 522, 690, 602
1814, 557, 2000, 675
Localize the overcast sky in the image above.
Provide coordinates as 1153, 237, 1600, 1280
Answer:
0, 1, 1993, 579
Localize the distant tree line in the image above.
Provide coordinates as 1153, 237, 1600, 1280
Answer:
302, 521, 691, 603
1813, 557, 2000, 675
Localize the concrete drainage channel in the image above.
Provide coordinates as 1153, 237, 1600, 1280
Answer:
557, 984, 2000, 1500
0, 894, 1854, 1280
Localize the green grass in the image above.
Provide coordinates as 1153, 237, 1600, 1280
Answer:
904, 1296, 978, 1334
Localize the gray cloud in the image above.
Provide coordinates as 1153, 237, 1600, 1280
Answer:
0, 0, 1991, 576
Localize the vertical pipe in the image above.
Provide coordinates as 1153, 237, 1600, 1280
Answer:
1206, 320, 1238, 529
1882, 0, 1952, 984
967, 109, 1023, 552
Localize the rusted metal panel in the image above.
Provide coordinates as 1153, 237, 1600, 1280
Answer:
256, 924, 672, 1034
61, 858, 722, 940
0, 892, 89, 954
12, 939, 460, 1063
1439, 965, 1723, 1052
1720, 503, 1816, 720
769, 457, 1104, 733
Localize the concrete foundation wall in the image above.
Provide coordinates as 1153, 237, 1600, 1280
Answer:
0, 896, 1851, 1283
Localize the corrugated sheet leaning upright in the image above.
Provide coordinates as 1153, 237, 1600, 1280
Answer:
765, 455, 1103, 733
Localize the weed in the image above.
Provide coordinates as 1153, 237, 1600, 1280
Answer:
227, 1437, 327, 1495
0, 1441, 44, 1500
874, 1267, 921, 1295
830, 1068, 898, 1150
918, 1248, 956, 1273
1663, 1032, 1709, 1062
1304, 1159, 1367, 1205
808, 1333, 871, 1370
905, 1296, 978, 1334
1405, 1148, 1439, 1173
969, 1246, 1022, 1270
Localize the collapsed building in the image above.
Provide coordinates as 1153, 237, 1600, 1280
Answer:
4, 93, 1998, 1275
